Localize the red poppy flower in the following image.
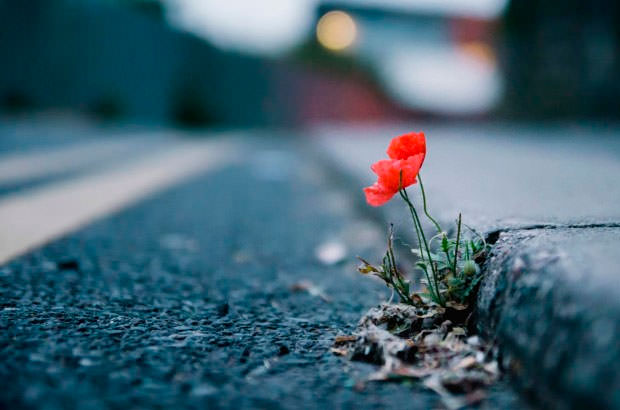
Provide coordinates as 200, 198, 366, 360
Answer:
364, 154, 424, 206
363, 132, 427, 207
386, 131, 426, 162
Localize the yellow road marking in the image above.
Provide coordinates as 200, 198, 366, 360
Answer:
0, 139, 238, 265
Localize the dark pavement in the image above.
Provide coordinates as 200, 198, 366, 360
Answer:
0, 129, 522, 409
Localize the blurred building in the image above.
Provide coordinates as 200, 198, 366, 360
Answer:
315, 1, 506, 117
0, 0, 295, 125
0, 0, 404, 126
500, 0, 620, 118
2, 0, 616, 124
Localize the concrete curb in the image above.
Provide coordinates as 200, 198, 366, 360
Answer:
476, 226, 620, 409
311, 140, 620, 408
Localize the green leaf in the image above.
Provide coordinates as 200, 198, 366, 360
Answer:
416, 261, 428, 271
441, 235, 449, 252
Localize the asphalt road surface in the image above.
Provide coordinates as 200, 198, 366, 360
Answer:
0, 121, 522, 409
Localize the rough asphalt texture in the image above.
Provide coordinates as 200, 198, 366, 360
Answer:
0, 137, 522, 409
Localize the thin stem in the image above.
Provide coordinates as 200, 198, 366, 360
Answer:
414, 210, 443, 306
398, 197, 432, 301
453, 213, 462, 275
387, 233, 404, 299
402, 194, 435, 301
411, 217, 425, 263
399, 187, 444, 305
418, 174, 442, 233
409, 202, 425, 260
385, 227, 412, 304
463, 222, 487, 250
399, 172, 425, 263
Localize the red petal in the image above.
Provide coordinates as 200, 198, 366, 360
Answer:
370, 155, 423, 192
371, 159, 400, 192
386, 132, 426, 162
399, 154, 424, 187
364, 183, 394, 207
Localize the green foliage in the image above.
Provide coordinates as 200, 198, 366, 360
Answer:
359, 172, 489, 307
358, 226, 419, 306
410, 220, 487, 305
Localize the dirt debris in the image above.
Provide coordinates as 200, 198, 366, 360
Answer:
334, 303, 500, 409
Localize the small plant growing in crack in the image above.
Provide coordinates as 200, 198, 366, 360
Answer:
334, 132, 499, 407
359, 131, 488, 308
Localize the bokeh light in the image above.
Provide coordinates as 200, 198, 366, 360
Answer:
316, 11, 357, 52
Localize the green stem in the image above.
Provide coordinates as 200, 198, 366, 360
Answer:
399, 172, 425, 264
411, 217, 425, 264
403, 198, 435, 301
418, 174, 442, 233
387, 232, 407, 303
453, 213, 462, 275
399, 188, 444, 306
384, 227, 412, 304
463, 222, 487, 250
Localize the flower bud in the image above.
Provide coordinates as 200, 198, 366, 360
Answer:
463, 260, 479, 276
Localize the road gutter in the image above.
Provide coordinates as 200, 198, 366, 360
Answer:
309, 137, 620, 408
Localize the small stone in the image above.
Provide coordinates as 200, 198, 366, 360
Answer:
240, 347, 251, 363
466, 336, 481, 346
56, 259, 79, 271
423, 333, 441, 346
217, 303, 229, 317
191, 383, 217, 397
422, 317, 436, 329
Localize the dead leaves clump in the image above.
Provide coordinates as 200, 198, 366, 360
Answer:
333, 303, 500, 409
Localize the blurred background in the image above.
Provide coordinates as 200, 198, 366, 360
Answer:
1, 5, 619, 407
1, 0, 619, 127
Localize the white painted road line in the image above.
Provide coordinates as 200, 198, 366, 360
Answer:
0, 136, 165, 186
0, 139, 239, 265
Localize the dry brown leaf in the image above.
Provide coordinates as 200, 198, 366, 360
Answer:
333, 335, 357, 344
450, 327, 467, 336
341, 302, 501, 408
453, 356, 477, 370
446, 301, 468, 310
